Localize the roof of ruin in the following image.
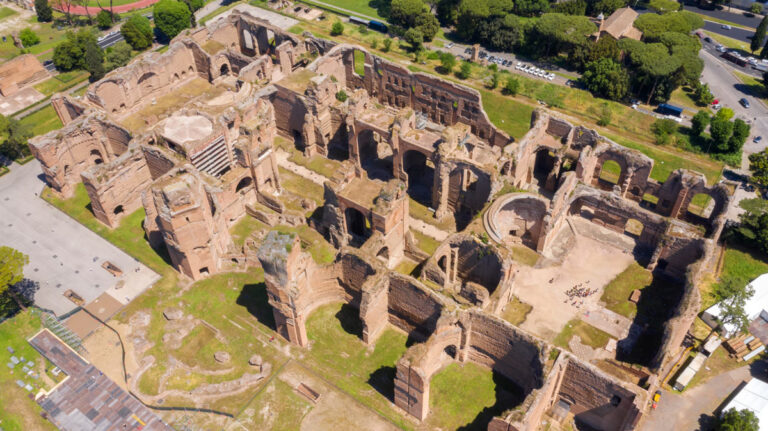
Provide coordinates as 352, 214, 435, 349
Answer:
162, 114, 214, 145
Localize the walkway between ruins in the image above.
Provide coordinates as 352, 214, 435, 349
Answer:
409, 218, 448, 241
275, 150, 327, 186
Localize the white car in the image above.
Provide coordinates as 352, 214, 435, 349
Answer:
722, 24, 732, 30
446, 42, 454, 48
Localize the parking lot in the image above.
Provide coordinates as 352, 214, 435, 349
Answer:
0, 161, 159, 316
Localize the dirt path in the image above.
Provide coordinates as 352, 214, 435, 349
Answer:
409, 218, 448, 241
275, 150, 327, 185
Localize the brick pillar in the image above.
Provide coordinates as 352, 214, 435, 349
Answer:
394, 361, 430, 421
360, 279, 389, 345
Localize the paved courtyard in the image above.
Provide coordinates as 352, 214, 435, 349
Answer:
0, 161, 158, 316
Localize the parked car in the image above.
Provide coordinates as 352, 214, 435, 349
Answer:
754, 136, 763, 143
740, 98, 751, 108
716, 45, 727, 53
704, 37, 712, 43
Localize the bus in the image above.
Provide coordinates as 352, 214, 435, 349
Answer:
656, 103, 683, 118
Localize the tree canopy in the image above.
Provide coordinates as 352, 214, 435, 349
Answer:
718, 408, 760, 431
581, 58, 629, 101
121, 14, 154, 50
153, 0, 191, 40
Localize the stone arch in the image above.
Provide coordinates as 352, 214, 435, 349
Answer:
113, 205, 124, 215
357, 128, 394, 181
93, 80, 126, 114
485, 193, 549, 250
446, 163, 492, 230
345, 206, 370, 241
137, 72, 158, 96
376, 246, 389, 261
402, 149, 434, 207
598, 159, 623, 186
90, 149, 104, 165
235, 176, 253, 193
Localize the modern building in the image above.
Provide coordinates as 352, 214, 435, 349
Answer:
722, 378, 768, 430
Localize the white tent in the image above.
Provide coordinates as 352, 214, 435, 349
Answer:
704, 274, 768, 335
722, 378, 768, 431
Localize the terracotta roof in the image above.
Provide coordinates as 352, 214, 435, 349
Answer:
598, 7, 642, 40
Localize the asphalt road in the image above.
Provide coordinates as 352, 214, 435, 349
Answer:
684, 4, 762, 28
700, 49, 768, 169
97, 31, 124, 49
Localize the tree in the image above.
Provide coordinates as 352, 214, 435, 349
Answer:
35, 0, 53, 22
19, 28, 40, 47
730, 118, 751, 152
382, 38, 392, 52
710, 116, 734, 152
751, 3, 763, 15
456, 61, 472, 79
51, 0, 76, 25
404, 27, 424, 51
597, 103, 612, 126
502, 76, 519, 95
711, 276, 754, 337
414, 10, 439, 40
693, 82, 714, 106
438, 52, 456, 74
691, 110, 710, 136
535, 14, 597, 56
488, 72, 499, 89
85, 39, 105, 81
591, 0, 625, 15
0, 119, 31, 161
552, 0, 586, 16
648, 0, 679, 14
514, 0, 549, 17
104, 41, 132, 71
97, 10, 113, 29
716, 107, 735, 121
0, 247, 28, 316
750, 149, 768, 187
53, 29, 99, 71
331, 21, 344, 36
753, 16, 768, 54
154, 0, 191, 40
121, 15, 154, 50
581, 58, 629, 101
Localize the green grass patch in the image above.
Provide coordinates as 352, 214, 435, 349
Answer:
409, 197, 455, 232
305, 302, 413, 430
278, 167, 325, 208
733, 70, 768, 99
599, 159, 621, 184
33, 71, 89, 96
719, 246, 768, 289
703, 30, 750, 53
412, 229, 439, 255
19, 104, 63, 137
272, 223, 336, 265
236, 377, 311, 430
229, 216, 267, 248
502, 296, 532, 326
603, 132, 723, 185
0, 311, 58, 431
601, 262, 653, 318
479, 89, 535, 141
353, 48, 365, 76
299, 0, 385, 20
427, 362, 498, 430
511, 245, 539, 266
554, 319, 613, 349
0, 6, 18, 20
395, 258, 419, 276
275, 136, 343, 179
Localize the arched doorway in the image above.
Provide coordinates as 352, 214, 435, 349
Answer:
113, 205, 124, 215
403, 150, 434, 207
598, 160, 622, 186
533, 149, 556, 187
90, 149, 104, 165
345, 207, 370, 243
220, 63, 230, 76
358, 129, 393, 181
235, 176, 253, 193
376, 246, 389, 262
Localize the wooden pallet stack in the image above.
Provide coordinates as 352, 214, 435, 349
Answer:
725, 334, 765, 361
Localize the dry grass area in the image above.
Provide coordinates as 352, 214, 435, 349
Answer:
554, 319, 613, 349
119, 78, 220, 133
502, 296, 533, 326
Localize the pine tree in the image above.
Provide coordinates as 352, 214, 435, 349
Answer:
34, 0, 53, 22
754, 16, 768, 53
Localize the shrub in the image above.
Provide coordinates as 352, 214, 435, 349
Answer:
331, 21, 344, 36
382, 38, 392, 52
335, 90, 348, 102
96, 10, 113, 29
456, 61, 471, 79
502, 77, 520, 95
19, 28, 40, 47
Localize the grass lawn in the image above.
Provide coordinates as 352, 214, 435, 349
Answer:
554, 319, 613, 349
229, 215, 267, 248
395, 258, 419, 276
235, 377, 311, 430
599, 159, 621, 184
412, 229, 439, 255
19, 104, 63, 137
719, 246, 768, 289
426, 362, 500, 430
502, 296, 532, 326
668, 86, 704, 114
511, 245, 539, 266
305, 302, 413, 430
275, 136, 343, 179
299, 0, 384, 20
478, 89, 535, 141
703, 30, 751, 53
733, 70, 768, 99
604, 132, 723, 185
33, 70, 90, 96
409, 197, 455, 232
600, 262, 653, 318
0, 311, 58, 431
0, 6, 18, 20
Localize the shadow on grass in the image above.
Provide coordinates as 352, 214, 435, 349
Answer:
735, 82, 767, 99
236, 282, 276, 330
458, 372, 526, 431
335, 302, 363, 338
368, 365, 396, 401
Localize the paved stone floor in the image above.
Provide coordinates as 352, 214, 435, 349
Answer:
0, 161, 158, 316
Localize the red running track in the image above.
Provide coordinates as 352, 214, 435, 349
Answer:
53, 0, 159, 16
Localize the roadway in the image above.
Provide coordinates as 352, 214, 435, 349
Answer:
683, 4, 761, 29
700, 48, 768, 169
